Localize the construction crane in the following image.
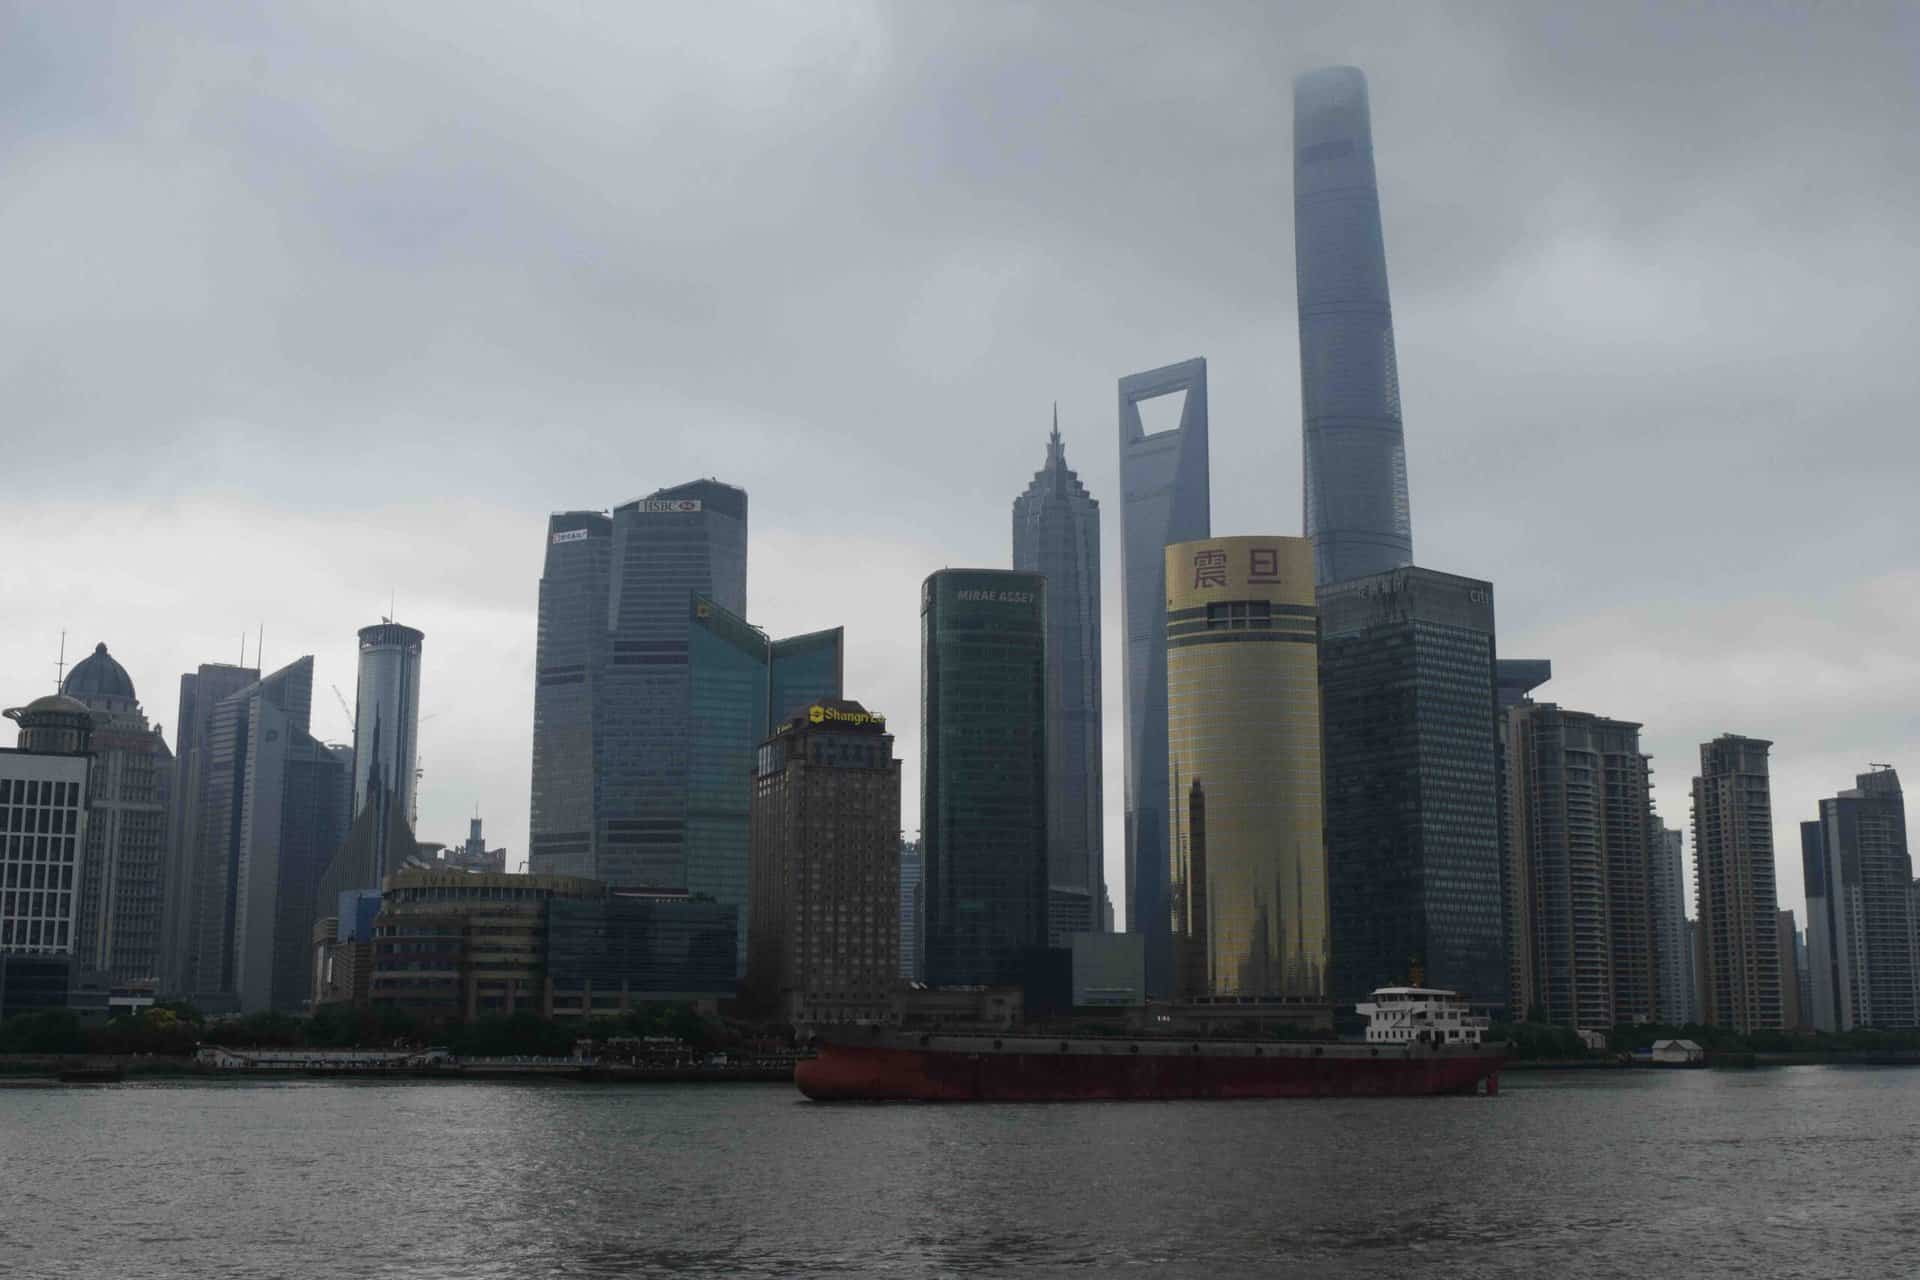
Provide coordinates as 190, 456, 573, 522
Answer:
331, 684, 356, 740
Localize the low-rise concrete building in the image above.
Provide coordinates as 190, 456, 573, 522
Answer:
1651, 1038, 1705, 1064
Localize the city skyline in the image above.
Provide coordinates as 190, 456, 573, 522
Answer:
4, 7, 1916, 935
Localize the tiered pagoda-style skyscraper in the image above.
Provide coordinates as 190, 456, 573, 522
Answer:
1013, 411, 1106, 943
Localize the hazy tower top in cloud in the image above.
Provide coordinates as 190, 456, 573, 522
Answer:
1295, 65, 1415, 588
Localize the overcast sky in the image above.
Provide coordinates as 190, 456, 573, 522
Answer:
3, 1, 1915, 924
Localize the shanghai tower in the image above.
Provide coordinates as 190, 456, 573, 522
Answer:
1295, 66, 1414, 587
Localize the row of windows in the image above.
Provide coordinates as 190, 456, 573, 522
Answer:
2, 835, 77, 863
1, 806, 79, 835
0, 917, 70, 948
0, 779, 80, 807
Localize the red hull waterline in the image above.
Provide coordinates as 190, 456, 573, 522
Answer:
796, 1033, 1506, 1102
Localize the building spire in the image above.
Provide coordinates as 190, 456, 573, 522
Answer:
1047, 402, 1065, 467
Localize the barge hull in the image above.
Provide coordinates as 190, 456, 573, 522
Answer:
797, 1038, 1503, 1102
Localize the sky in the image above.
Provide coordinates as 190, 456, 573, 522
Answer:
3, 1, 1915, 925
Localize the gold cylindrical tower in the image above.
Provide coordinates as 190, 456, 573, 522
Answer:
1164, 536, 1327, 999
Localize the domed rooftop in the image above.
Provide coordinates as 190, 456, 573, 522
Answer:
5, 693, 94, 755
8, 693, 91, 719
62, 642, 135, 702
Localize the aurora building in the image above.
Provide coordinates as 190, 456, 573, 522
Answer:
1013, 417, 1106, 943
1294, 66, 1414, 588
1118, 358, 1211, 994
1164, 537, 1327, 1000
921, 570, 1048, 988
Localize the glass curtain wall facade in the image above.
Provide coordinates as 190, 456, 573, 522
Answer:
528, 482, 750, 887
349, 621, 424, 886
182, 657, 352, 1012
687, 595, 771, 976
1118, 359, 1210, 995
1319, 568, 1506, 1014
1294, 66, 1414, 588
601, 481, 748, 891
1164, 537, 1327, 999
546, 895, 738, 1007
1013, 418, 1105, 945
769, 629, 844, 724
529, 511, 612, 879
161, 662, 257, 996
921, 570, 1048, 987
1691, 735, 1783, 1032
1802, 768, 1914, 1031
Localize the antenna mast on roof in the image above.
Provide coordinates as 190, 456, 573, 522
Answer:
54, 630, 67, 692
257, 623, 264, 674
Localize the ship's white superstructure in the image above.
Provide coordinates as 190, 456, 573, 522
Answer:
1357, 987, 1489, 1046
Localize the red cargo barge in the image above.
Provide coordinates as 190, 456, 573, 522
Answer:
795, 987, 1505, 1102
797, 1033, 1503, 1101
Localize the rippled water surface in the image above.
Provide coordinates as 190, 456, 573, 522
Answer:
4, 1067, 1918, 1277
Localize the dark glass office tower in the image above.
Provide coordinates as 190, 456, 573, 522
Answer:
528, 481, 748, 888
687, 595, 772, 976
161, 661, 257, 996
769, 629, 844, 724
1295, 66, 1414, 587
1014, 415, 1105, 944
1319, 567, 1505, 1015
1118, 359, 1210, 995
529, 510, 613, 880
921, 570, 1048, 987
1803, 768, 1913, 1031
178, 657, 350, 1013
601, 481, 749, 890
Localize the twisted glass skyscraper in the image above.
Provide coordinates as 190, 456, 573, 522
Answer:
1295, 66, 1414, 587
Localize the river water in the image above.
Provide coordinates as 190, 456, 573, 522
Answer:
2, 1067, 1915, 1277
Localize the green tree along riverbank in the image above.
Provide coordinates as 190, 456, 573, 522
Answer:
0, 1000, 727, 1063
